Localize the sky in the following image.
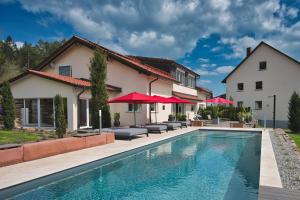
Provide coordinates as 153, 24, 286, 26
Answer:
0, 0, 300, 96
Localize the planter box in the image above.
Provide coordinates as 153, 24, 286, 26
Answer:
105, 132, 115, 144
191, 121, 204, 127
85, 134, 107, 148
230, 123, 244, 128
0, 147, 23, 167
23, 137, 85, 161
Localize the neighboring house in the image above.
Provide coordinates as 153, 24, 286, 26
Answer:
222, 41, 300, 128
8, 36, 207, 131
196, 86, 213, 109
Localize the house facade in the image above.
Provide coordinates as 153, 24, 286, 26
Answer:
222, 42, 300, 128
9, 36, 209, 131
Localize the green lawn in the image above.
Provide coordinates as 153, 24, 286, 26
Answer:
0, 130, 42, 144
285, 129, 300, 150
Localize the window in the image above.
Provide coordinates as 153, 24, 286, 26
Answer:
162, 105, 165, 110
191, 105, 195, 111
255, 101, 262, 110
176, 70, 185, 85
59, 65, 72, 76
237, 101, 243, 108
237, 83, 244, 91
187, 75, 195, 88
259, 61, 267, 70
150, 103, 157, 112
255, 81, 263, 90
128, 104, 142, 112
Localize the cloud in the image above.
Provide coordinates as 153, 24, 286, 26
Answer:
198, 58, 209, 63
195, 69, 218, 76
199, 79, 212, 84
211, 46, 221, 52
12, 0, 300, 60
215, 66, 234, 73
15, 41, 24, 49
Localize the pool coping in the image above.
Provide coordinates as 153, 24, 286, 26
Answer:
0, 127, 282, 197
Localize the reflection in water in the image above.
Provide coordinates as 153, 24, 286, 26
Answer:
14, 131, 261, 200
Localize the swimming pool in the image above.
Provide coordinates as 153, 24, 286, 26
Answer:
5, 130, 261, 200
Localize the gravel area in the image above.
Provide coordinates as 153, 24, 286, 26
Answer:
270, 129, 300, 190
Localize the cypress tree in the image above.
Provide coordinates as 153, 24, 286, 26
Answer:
90, 49, 111, 128
54, 94, 66, 138
0, 81, 15, 129
288, 91, 300, 132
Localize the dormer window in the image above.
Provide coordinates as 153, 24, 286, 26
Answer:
176, 69, 185, 85
59, 65, 72, 76
259, 61, 267, 70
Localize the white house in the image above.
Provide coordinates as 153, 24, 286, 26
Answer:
9, 36, 209, 131
222, 41, 300, 128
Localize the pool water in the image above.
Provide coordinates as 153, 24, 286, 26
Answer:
11, 130, 261, 200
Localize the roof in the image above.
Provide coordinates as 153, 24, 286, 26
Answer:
15, 70, 122, 92
172, 91, 202, 102
128, 56, 200, 77
196, 86, 213, 95
222, 41, 300, 83
35, 36, 177, 82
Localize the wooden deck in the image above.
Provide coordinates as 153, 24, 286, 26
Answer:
259, 186, 300, 200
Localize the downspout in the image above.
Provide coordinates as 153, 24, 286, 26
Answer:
77, 87, 86, 129
149, 77, 159, 123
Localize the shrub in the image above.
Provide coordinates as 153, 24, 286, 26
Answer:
54, 94, 66, 138
113, 113, 120, 127
0, 81, 15, 129
168, 114, 175, 121
288, 91, 300, 132
90, 49, 111, 128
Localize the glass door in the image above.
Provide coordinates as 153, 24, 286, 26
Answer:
24, 99, 38, 126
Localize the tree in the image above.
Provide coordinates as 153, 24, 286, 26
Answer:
54, 94, 66, 138
0, 82, 15, 129
288, 91, 300, 132
90, 49, 111, 128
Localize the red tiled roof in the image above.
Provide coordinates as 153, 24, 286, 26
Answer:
34, 36, 176, 82
27, 70, 121, 92
196, 86, 213, 95
172, 91, 203, 102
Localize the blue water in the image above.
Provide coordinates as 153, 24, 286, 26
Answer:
11, 130, 261, 200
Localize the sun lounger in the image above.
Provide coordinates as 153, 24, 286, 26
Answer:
146, 122, 181, 130
164, 121, 191, 128
101, 128, 148, 140
130, 124, 168, 133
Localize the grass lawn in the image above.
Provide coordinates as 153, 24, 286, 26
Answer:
285, 129, 300, 150
0, 130, 42, 144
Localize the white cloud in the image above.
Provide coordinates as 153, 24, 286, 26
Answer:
13, 0, 300, 59
199, 79, 212, 84
215, 66, 234, 73
198, 58, 209, 63
195, 69, 218, 76
211, 46, 221, 52
15, 41, 24, 49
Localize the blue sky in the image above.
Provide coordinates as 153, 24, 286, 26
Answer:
1, 0, 300, 96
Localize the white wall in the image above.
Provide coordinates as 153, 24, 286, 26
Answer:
10, 75, 78, 131
226, 44, 300, 127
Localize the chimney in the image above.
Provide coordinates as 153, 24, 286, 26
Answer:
246, 47, 252, 57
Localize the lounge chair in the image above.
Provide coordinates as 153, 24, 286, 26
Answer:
146, 122, 181, 130
101, 128, 148, 140
164, 121, 191, 128
130, 124, 168, 133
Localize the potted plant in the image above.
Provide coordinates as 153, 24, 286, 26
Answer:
212, 106, 220, 124
168, 114, 175, 121
113, 113, 120, 127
